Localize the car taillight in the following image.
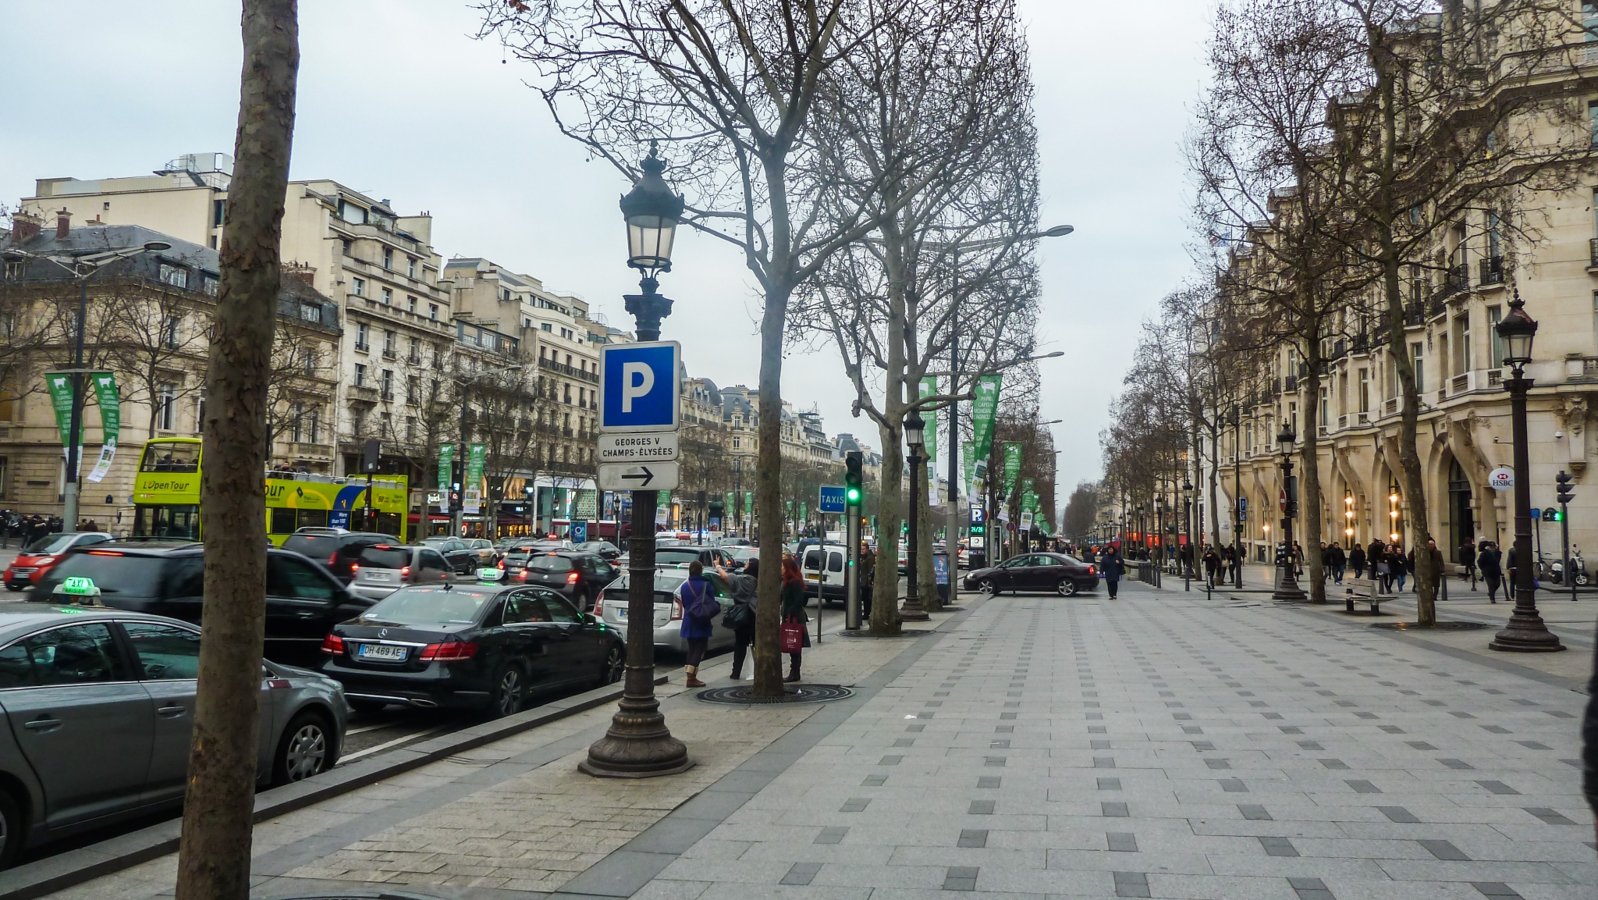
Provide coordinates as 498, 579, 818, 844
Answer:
593, 592, 604, 615
1088, 565, 1096, 576
321, 634, 345, 655
498, 558, 505, 569
566, 570, 580, 585
671, 598, 683, 621
350, 563, 360, 574
420, 640, 478, 661
401, 565, 412, 580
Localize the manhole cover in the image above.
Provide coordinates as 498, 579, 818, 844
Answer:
1369, 621, 1492, 631
696, 684, 854, 704
835, 628, 936, 638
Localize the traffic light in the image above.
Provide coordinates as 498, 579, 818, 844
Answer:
1556, 470, 1575, 506
845, 450, 863, 506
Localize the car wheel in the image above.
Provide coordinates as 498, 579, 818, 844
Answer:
977, 579, 997, 596
347, 698, 387, 714
598, 644, 624, 686
4, 585, 18, 593
273, 711, 335, 786
488, 663, 527, 719
0, 787, 22, 869
1056, 579, 1078, 597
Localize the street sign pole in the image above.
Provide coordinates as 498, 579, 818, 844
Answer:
845, 507, 862, 630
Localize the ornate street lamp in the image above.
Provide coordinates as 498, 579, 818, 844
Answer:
1273, 422, 1306, 601
1231, 405, 1244, 587
1182, 478, 1194, 591
901, 411, 930, 621
1490, 292, 1563, 652
583, 141, 693, 778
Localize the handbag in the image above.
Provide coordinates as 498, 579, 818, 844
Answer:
780, 617, 805, 653
722, 600, 753, 630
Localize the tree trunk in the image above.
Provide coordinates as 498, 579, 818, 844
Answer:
752, 283, 791, 697
174, 2, 297, 897
1300, 338, 1326, 604
872, 418, 905, 635
916, 460, 937, 610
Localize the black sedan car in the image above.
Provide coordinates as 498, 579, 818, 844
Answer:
962, 553, 1098, 597
318, 576, 624, 718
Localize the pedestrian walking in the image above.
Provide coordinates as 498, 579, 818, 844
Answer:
857, 542, 875, 620
1221, 544, 1236, 582
1100, 545, 1125, 600
1202, 546, 1220, 588
1478, 541, 1504, 604
780, 553, 811, 683
1391, 546, 1409, 593
678, 561, 720, 687
1424, 538, 1445, 597
1459, 537, 1477, 586
1349, 543, 1367, 580
723, 558, 759, 680
1327, 541, 1346, 584
1292, 541, 1305, 577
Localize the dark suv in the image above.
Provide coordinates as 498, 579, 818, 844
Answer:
280, 531, 402, 584
512, 551, 617, 612
32, 542, 367, 665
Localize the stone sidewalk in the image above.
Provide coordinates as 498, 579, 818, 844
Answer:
42, 580, 1598, 899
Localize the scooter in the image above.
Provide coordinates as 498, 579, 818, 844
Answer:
1570, 547, 1589, 587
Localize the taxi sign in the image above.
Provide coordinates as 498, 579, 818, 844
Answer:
476, 567, 505, 582
54, 576, 101, 605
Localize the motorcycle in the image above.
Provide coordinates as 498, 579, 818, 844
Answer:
1570, 547, 1589, 587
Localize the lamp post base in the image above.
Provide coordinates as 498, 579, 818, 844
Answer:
1488, 610, 1566, 653
1271, 564, 1307, 602
580, 688, 693, 778
898, 597, 931, 621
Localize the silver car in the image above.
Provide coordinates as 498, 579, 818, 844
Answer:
594, 569, 733, 654
0, 607, 348, 867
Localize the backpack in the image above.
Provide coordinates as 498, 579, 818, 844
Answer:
683, 579, 721, 620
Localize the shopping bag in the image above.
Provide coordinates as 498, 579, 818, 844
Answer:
780, 618, 805, 653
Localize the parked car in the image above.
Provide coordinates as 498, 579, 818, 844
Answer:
800, 543, 849, 604
0, 606, 345, 867
594, 568, 733, 654
31, 543, 369, 665
349, 544, 456, 602
462, 538, 498, 566
655, 545, 738, 571
420, 537, 479, 575
279, 531, 401, 584
513, 552, 617, 612
317, 576, 624, 716
3, 532, 114, 591
574, 540, 622, 561
962, 552, 1098, 597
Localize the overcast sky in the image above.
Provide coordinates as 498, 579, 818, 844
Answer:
0, 1, 1212, 513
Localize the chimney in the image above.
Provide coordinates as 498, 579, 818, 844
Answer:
55, 208, 71, 240
8, 211, 42, 245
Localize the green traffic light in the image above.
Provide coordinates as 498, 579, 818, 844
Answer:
846, 487, 862, 503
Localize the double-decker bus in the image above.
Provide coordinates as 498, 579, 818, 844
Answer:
133, 437, 410, 544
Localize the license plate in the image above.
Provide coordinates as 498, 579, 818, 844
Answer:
615, 607, 627, 619
357, 643, 408, 661
806, 573, 820, 581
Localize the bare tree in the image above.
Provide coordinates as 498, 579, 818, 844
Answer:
175, 2, 297, 896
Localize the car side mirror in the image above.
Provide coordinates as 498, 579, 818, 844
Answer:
581, 612, 595, 625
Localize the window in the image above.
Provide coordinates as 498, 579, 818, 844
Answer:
1411, 342, 1425, 394
308, 408, 320, 443
302, 347, 318, 375
268, 556, 335, 601
158, 383, 177, 431
382, 248, 393, 270
1457, 315, 1472, 373
201, 275, 219, 297
158, 263, 189, 289
1586, 1, 1598, 41
381, 287, 393, 305
291, 402, 304, 442
338, 199, 367, 224
540, 322, 552, 333
299, 301, 321, 323
124, 622, 201, 680
355, 363, 368, 387
195, 393, 206, 433
352, 277, 366, 297
1319, 388, 1328, 427
407, 257, 417, 278
1358, 369, 1370, 413
162, 315, 181, 349
341, 238, 353, 256
355, 322, 369, 351
1486, 211, 1501, 260
428, 303, 439, 321
381, 369, 394, 399
17, 623, 126, 685
407, 295, 417, 313
212, 198, 226, 228
2, 260, 23, 280
1589, 100, 1598, 147
1488, 305, 1505, 366
383, 329, 396, 355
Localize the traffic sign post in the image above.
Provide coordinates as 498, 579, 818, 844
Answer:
599, 341, 681, 432
818, 485, 846, 515
598, 462, 680, 491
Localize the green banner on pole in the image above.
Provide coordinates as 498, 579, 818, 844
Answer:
962, 440, 974, 497
86, 372, 120, 484
437, 444, 455, 490
44, 372, 73, 448
920, 377, 938, 506
466, 443, 486, 487
723, 492, 734, 520
744, 491, 754, 518
1002, 442, 1022, 498
970, 374, 1002, 459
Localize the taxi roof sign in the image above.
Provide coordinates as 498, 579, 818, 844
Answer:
476, 567, 506, 582
54, 576, 102, 605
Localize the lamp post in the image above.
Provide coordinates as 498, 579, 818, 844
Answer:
1183, 478, 1193, 591
4, 238, 173, 531
1273, 423, 1306, 601
901, 410, 930, 621
1489, 292, 1564, 652
582, 141, 693, 778
1154, 494, 1165, 587
1231, 405, 1244, 587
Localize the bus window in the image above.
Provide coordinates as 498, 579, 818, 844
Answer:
134, 504, 200, 540
139, 441, 200, 473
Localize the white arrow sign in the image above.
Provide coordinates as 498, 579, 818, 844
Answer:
598, 461, 680, 491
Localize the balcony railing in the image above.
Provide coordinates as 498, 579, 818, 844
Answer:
1284, 375, 1298, 392
348, 384, 378, 402
1450, 372, 1471, 396
1403, 301, 1424, 326
1487, 369, 1502, 388
382, 348, 396, 360
1590, 238, 1598, 269
1356, 411, 1369, 425
354, 342, 370, 352
1352, 332, 1369, 353
1383, 397, 1400, 416
1479, 256, 1504, 285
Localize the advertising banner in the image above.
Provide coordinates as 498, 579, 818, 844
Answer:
920, 377, 939, 506
744, 490, 754, 518
962, 441, 974, 498
1002, 442, 1022, 498
970, 374, 1002, 458
466, 443, 486, 488
86, 372, 120, 483
44, 372, 73, 448
436, 444, 455, 511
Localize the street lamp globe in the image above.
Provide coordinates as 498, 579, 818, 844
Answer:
1495, 291, 1537, 369
904, 410, 926, 450
619, 141, 685, 274
1276, 423, 1296, 455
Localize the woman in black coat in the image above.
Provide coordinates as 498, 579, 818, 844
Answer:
725, 558, 760, 679
1349, 544, 1367, 580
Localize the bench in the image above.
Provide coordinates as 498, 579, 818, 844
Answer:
1344, 585, 1384, 615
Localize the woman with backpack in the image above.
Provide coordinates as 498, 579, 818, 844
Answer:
679, 561, 721, 688
780, 553, 811, 682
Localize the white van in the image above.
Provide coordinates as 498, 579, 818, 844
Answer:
800, 542, 849, 605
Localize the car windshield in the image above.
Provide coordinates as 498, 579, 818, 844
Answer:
657, 548, 702, 561
355, 546, 411, 569
359, 586, 495, 626
35, 552, 167, 597
23, 534, 79, 554
527, 555, 575, 572
281, 534, 340, 557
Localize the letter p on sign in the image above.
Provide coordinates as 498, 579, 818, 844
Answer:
621, 362, 654, 413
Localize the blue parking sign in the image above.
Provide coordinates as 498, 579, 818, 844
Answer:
600, 341, 680, 432
818, 485, 846, 514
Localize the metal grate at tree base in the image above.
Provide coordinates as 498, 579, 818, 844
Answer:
834, 629, 937, 639
695, 684, 855, 704
1370, 621, 1492, 631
